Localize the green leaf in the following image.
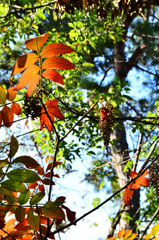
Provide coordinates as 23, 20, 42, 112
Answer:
1, 180, 26, 192
18, 189, 30, 205
15, 206, 26, 222
7, 169, 40, 183
12, 156, 40, 169
8, 135, 19, 159
36, 12, 46, 20
6, 195, 15, 204
0, 186, 12, 195
30, 191, 45, 205
27, 208, 40, 231
42, 201, 65, 220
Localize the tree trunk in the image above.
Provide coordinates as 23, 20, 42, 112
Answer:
109, 24, 141, 232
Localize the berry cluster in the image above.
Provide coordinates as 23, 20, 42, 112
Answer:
149, 162, 159, 198
99, 103, 114, 152
23, 95, 42, 120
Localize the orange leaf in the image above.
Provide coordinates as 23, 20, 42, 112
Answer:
40, 216, 51, 225
1, 106, 14, 127
117, 229, 125, 238
7, 87, 17, 101
42, 56, 75, 70
40, 107, 54, 133
42, 70, 64, 86
131, 170, 150, 189
48, 108, 64, 120
11, 103, 21, 115
28, 182, 38, 189
123, 230, 132, 239
25, 33, 49, 51
0, 86, 6, 104
11, 53, 39, 76
14, 65, 40, 91
15, 218, 28, 230
45, 99, 58, 108
41, 43, 75, 58
26, 74, 41, 97
46, 100, 64, 120
123, 184, 134, 206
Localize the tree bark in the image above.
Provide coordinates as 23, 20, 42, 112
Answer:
109, 19, 141, 233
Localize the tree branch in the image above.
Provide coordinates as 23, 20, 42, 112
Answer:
138, 206, 159, 240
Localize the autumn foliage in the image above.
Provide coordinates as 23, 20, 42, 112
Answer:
0, 32, 157, 240
124, 170, 150, 206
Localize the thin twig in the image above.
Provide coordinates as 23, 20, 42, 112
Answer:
133, 132, 143, 171
47, 166, 157, 237
60, 97, 104, 142
138, 206, 159, 240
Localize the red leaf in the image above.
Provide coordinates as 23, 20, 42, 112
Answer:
39, 184, 45, 192
14, 65, 40, 91
42, 178, 55, 185
40, 107, 55, 133
28, 182, 38, 189
0, 86, 6, 104
40, 100, 64, 132
42, 56, 75, 70
0, 111, 2, 127
42, 70, 64, 86
40, 216, 51, 225
41, 43, 75, 58
131, 170, 150, 189
7, 87, 17, 101
26, 74, 41, 97
15, 218, 28, 230
1, 106, 14, 127
25, 33, 49, 51
11, 103, 21, 115
100, 107, 110, 119
123, 184, 134, 206
130, 171, 137, 178
35, 166, 44, 175
46, 100, 65, 120
45, 99, 58, 108
11, 53, 39, 76
62, 205, 76, 224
